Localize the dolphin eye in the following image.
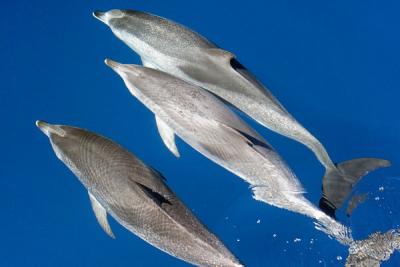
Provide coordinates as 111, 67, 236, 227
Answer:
108, 9, 124, 19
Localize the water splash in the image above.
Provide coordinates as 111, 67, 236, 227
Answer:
346, 229, 400, 266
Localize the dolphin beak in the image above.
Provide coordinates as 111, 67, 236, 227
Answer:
36, 120, 53, 137
93, 11, 107, 24
104, 58, 120, 70
36, 120, 65, 137
104, 58, 128, 75
105, 58, 141, 78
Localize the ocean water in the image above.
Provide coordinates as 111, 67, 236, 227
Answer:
2, 0, 400, 266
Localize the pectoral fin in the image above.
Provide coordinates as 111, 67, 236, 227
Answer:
218, 122, 273, 157
88, 192, 115, 239
155, 116, 180, 157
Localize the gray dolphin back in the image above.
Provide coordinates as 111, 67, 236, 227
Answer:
95, 9, 214, 60
37, 122, 242, 267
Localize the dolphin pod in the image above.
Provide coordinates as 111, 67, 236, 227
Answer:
104, 59, 352, 245
36, 121, 243, 267
35, 7, 397, 267
93, 9, 390, 217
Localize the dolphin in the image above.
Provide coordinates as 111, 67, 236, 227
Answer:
36, 120, 243, 267
93, 9, 390, 217
104, 60, 353, 245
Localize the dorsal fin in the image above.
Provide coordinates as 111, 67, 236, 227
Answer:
136, 182, 172, 206
149, 166, 167, 181
198, 120, 273, 162
205, 48, 235, 64
88, 192, 115, 239
218, 122, 273, 157
155, 116, 180, 157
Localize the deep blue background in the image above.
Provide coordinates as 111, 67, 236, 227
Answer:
2, 0, 400, 266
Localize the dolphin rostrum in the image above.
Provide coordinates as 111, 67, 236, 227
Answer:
93, 9, 390, 217
104, 60, 352, 245
36, 120, 243, 267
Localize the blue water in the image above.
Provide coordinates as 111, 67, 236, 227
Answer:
2, 0, 400, 266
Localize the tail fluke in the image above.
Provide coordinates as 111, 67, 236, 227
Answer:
320, 158, 390, 217
346, 193, 369, 217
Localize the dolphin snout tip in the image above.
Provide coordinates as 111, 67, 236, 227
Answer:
104, 58, 121, 70
36, 120, 49, 130
93, 9, 124, 24
105, 59, 142, 78
36, 120, 65, 137
93, 10, 106, 23
104, 58, 118, 68
36, 120, 51, 136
